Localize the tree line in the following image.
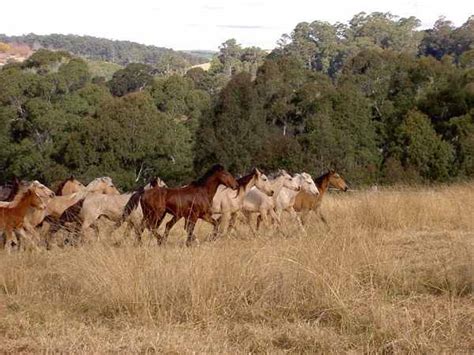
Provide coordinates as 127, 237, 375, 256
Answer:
0, 33, 207, 73
0, 12, 473, 188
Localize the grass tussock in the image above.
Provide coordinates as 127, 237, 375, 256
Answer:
1, 184, 473, 352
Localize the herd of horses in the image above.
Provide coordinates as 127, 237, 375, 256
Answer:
0, 165, 348, 251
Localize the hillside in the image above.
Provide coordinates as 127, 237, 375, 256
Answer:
0, 33, 208, 72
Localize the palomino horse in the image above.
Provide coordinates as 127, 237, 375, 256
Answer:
54, 176, 85, 196
0, 187, 46, 252
139, 164, 238, 246
44, 177, 120, 220
242, 170, 301, 229
212, 168, 274, 235
79, 177, 167, 240
294, 169, 348, 225
0, 177, 20, 201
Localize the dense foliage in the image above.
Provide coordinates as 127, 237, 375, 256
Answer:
0, 13, 473, 188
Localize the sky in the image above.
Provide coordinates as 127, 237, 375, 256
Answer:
1, 0, 473, 50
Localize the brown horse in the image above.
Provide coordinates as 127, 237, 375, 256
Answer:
293, 169, 348, 225
140, 164, 238, 246
0, 188, 46, 252
54, 176, 85, 196
0, 177, 20, 202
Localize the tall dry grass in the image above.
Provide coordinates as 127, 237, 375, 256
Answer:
1, 184, 473, 352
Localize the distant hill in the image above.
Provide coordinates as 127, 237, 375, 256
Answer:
184, 50, 217, 61
0, 33, 208, 72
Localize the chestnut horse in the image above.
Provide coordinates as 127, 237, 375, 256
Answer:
139, 164, 238, 246
0, 188, 46, 252
293, 169, 348, 225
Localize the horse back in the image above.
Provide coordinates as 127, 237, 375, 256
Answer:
164, 186, 211, 218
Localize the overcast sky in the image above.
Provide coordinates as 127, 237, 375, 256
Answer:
1, 0, 472, 50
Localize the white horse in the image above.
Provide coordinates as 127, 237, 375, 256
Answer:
242, 170, 301, 229
211, 168, 274, 235
273, 172, 319, 231
243, 171, 319, 231
80, 178, 167, 240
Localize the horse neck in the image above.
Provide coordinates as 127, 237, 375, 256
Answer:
13, 193, 36, 216
203, 176, 224, 202
270, 177, 285, 200
239, 175, 256, 197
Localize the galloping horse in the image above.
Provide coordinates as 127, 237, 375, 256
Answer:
0, 187, 46, 252
242, 170, 301, 229
273, 172, 319, 230
45, 177, 120, 220
212, 168, 274, 235
294, 169, 348, 225
54, 176, 85, 196
79, 177, 167, 240
0, 177, 20, 202
139, 164, 238, 246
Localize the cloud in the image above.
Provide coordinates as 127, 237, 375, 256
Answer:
217, 24, 267, 29
202, 5, 225, 10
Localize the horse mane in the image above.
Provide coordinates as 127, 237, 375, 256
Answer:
237, 170, 256, 189
5, 188, 33, 207
191, 164, 225, 187
58, 199, 85, 224
315, 171, 332, 188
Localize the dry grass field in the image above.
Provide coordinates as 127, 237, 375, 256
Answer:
1, 184, 473, 353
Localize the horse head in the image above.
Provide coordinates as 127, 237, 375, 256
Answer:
295, 172, 319, 195
328, 171, 349, 192
30, 180, 55, 199
277, 170, 300, 192
253, 168, 274, 196
217, 168, 239, 190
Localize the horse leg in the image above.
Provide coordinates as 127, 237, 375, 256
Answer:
17, 228, 40, 251
23, 223, 42, 249
4, 228, 18, 253
289, 208, 307, 235
228, 212, 238, 233
161, 215, 178, 245
202, 214, 220, 241
216, 212, 230, 238
185, 217, 198, 247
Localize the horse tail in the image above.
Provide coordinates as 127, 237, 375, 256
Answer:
122, 188, 145, 221
59, 199, 85, 224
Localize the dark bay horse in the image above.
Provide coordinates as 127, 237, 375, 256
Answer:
293, 169, 348, 225
138, 164, 239, 246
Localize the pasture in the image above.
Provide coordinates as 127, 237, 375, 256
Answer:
1, 184, 473, 352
